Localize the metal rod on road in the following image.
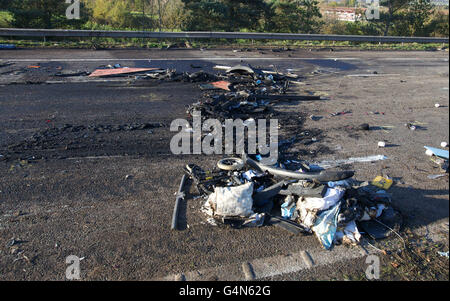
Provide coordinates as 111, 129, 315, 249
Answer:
171, 174, 187, 231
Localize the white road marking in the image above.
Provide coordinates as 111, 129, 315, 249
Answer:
156, 219, 449, 281
158, 245, 365, 281
241, 262, 256, 281
300, 250, 315, 268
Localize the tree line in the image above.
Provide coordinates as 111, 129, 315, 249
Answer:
0, 0, 448, 37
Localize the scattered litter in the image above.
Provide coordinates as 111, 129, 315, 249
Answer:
424, 146, 449, 159
359, 207, 403, 240
310, 155, 388, 170
199, 81, 231, 91
426, 149, 435, 157
122, 61, 408, 251
242, 170, 262, 181
242, 213, 265, 227
213, 65, 232, 71
371, 176, 393, 190
89, 67, 160, 77
55, 71, 89, 77
331, 111, 352, 117
327, 179, 355, 189
281, 196, 296, 219
312, 202, 341, 250
204, 182, 254, 218
184, 152, 400, 250
428, 174, 446, 180
0, 61, 14, 68
310, 115, 323, 121
226, 65, 255, 75
378, 141, 386, 148
346, 74, 400, 77
405, 123, 417, 131
430, 156, 449, 173
358, 123, 370, 131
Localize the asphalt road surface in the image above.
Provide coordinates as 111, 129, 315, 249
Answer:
0, 48, 448, 280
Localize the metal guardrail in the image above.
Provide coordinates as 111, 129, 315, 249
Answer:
0, 28, 448, 43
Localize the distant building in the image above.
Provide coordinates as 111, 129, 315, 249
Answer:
431, 0, 449, 6
323, 7, 365, 22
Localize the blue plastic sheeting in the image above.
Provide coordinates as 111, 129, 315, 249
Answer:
0, 44, 16, 49
425, 146, 449, 159
281, 197, 296, 219
312, 202, 341, 250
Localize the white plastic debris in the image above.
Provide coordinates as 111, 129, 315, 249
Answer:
206, 218, 218, 226
360, 203, 386, 221
242, 213, 265, 228
204, 182, 254, 217
297, 202, 317, 228
426, 149, 435, 157
297, 187, 346, 228
301, 187, 346, 212
242, 170, 260, 181
310, 155, 388, 170
428, 174, 446, 180
343, 221, 362, 244
328, 179, 355, 189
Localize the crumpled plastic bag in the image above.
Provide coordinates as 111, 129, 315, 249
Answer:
297, 187, 345, 228
335, 221, 362, 245
297, 202, 317, 228
302, 187, 346, 212
312, 202, 341, 250
205, 182, 254, 217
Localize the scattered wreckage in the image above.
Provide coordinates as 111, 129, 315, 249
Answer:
159, 63, 405, 251
177, 154, 403, 250
2, 60, 442, 251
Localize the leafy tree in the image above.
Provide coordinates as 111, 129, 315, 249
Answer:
164, 0, 188, 31
91, 0, 131, 28
181, 0, 270, 31
4, 0, 88, 28
407, 0, 434, 36
428, 10, 449, 37
270, 0, 322, 33
380, 0, 410, 35
0, 10, 14, 27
